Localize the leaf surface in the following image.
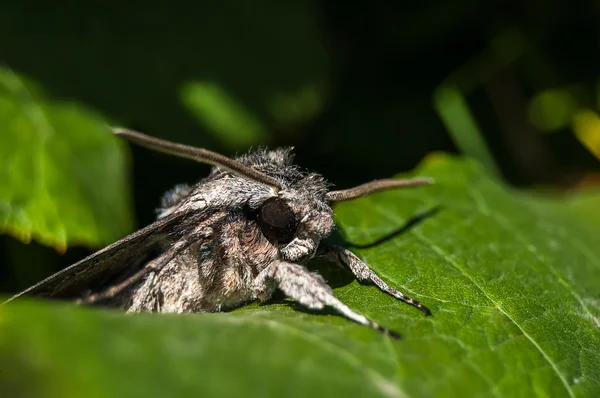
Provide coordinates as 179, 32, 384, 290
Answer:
0, 67, 133, 250
1, 154, 599, 398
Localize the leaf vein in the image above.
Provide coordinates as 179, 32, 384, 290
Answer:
412, 229, 576, 398
365, 198, 575, 398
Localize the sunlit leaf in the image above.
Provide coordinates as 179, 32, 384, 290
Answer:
0, 67, 133, 251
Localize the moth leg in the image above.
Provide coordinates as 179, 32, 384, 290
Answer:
253, 260, 401, 339
78, 236, 198, 305
317, 244, 431, 316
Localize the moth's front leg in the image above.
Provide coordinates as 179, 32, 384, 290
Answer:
253, 260, 400, 338
317, 244, 431, 316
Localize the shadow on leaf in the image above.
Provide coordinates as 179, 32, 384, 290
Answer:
346, 205, 441, 249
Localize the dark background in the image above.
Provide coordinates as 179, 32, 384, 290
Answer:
1, 0, 599, 293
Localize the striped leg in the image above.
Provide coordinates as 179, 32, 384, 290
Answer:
318, 245, 431, 316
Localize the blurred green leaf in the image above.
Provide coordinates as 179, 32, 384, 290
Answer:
169, 1, 329, 147
528, 89, 577, 132
0, 67, 133, 251
433, 86, 500, 177
1, 155, 599, 397
180, 81, 268, 149
180, 80, 325, 150
268, 84, 324, 126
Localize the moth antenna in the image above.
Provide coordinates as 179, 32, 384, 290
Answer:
326, 177, 434, 202
113, 127, 282, 191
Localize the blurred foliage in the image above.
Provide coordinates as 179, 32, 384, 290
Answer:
528, 89, 577, 132
2, 156, 600, 397
0, 67, 133, 251
180, 81, 268, 149
433, 86, 500, 176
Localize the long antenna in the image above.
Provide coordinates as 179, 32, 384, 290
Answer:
326, 177, 434, 202
113, 128, 282, 191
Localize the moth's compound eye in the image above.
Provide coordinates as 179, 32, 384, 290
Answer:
257, 197, 298, 243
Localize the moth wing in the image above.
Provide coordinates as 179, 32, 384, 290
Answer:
7, 211, 189, 301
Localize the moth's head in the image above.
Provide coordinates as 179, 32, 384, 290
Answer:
231, 148, 334, 262
259, 177, 334, 262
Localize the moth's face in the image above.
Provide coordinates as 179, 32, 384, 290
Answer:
256, 190, 334, 263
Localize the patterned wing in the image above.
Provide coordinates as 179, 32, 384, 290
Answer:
6, 211, 189, 301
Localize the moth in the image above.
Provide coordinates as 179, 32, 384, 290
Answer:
8, 128, 433, 338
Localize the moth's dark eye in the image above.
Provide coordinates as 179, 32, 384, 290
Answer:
257, 197, 298, 243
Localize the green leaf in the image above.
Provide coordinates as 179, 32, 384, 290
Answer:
1, 155, 599, 397
174, 1, 329, 149
0, 67, 133, 250
180, 81, 268, 150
